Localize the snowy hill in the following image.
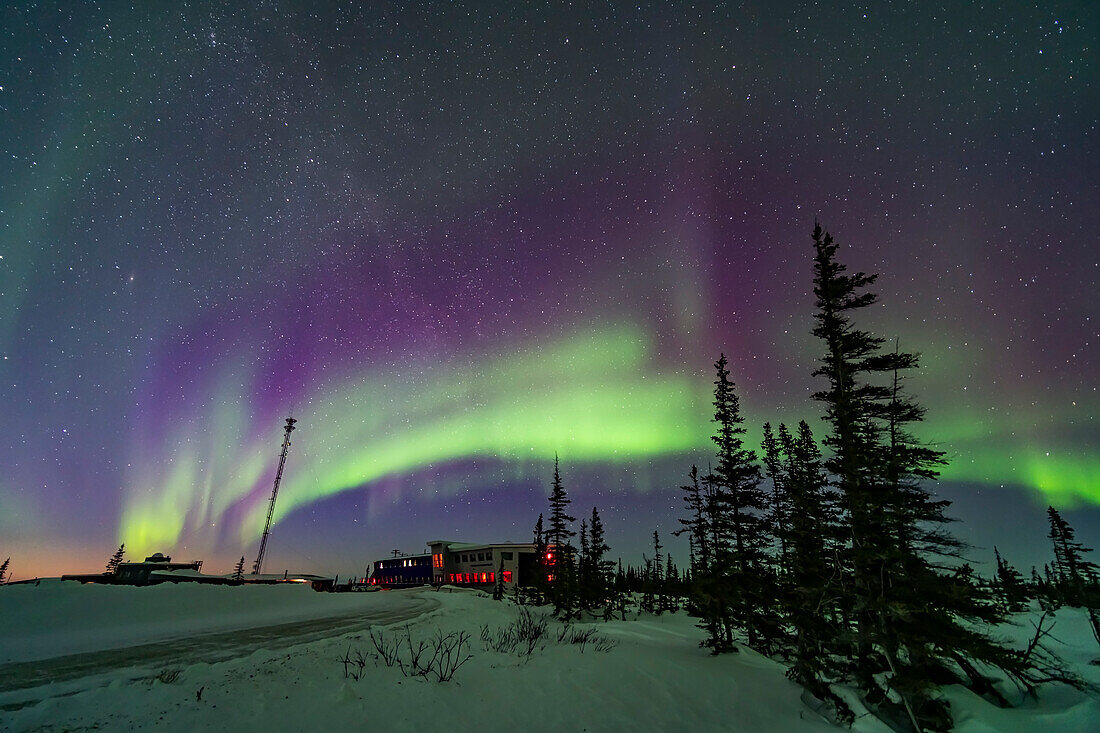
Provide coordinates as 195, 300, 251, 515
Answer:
0, 584, 1097, 732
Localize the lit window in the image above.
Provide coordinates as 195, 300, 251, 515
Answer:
489, 572, 495, 582
502, 570, 512, 583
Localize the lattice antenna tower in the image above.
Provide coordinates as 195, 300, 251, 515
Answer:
252, 417, 297, 575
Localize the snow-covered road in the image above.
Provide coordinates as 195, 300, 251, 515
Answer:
0, 586, 438, 711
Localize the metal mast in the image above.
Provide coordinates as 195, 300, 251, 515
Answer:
252, 417, 297, 575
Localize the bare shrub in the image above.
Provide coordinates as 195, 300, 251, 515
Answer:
515, 607, 550, 656
561, 624, 617, 653
482, 609, 614, 658
340, 646, 369, 681
356, 626, 473, 683
480, 622, 518, 653
423, 629, 473, 682
369, 627, 403, 670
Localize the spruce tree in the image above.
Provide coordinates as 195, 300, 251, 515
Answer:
0, 557, 9, 584
664, 553, 681, 612
533, 513, 547, 558
233, 556, 246, 582
588, 507, 612, 608
532, 513, 548, 597
547, 457, 576, 549
1047, 506, 1099, 605
652, 530, 664, 614
105, 544, 126, 575
1046, 507, 1100, 646
994, 547, 1028, 613
546, 456, 577, 616
775, 420, 850, 718
707, 354, 772, 649
808, 222, 1078, 731
760, 423, 790, 566
578, 519, 591, 609
675, 465, 710, 575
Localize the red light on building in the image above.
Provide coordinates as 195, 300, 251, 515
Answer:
432, 553, 444, 569
502, 570, 513, 583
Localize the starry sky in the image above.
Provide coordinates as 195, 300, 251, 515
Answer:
1, 2, 1096, 581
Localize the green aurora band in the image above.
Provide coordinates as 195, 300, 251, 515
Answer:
119, 325, 714, 556
118, 323, 1099, 559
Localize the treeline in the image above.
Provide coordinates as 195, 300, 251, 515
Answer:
521, 223, 1097, 733
661, 223, 1097, 732
518, 458, 622, 619
991, 507, 1100, 630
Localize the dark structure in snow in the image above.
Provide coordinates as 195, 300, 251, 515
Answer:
63, 552, 335, 591
115, 553, 204, 585
62, 552, 206, 586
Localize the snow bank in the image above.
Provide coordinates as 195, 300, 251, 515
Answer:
0, 580, 410, 663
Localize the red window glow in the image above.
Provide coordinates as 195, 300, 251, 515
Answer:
433, 553, 444, 568
502, 570, 512, 583
489, 572, 495, 582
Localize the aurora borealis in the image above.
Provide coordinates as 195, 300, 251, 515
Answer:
1, 2, 1096, 579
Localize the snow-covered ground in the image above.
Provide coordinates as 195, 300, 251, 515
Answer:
1, 583, 1097, 732
0, 580, 415, 663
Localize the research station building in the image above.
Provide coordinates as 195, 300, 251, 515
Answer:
368, 541, 538, 589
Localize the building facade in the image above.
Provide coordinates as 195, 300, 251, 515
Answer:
427, 540, 538, 588
367, 541, 540, 589
369, 553, 433, 587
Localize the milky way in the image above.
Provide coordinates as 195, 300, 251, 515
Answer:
1, 2, 1096, 578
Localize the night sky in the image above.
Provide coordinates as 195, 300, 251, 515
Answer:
1, 2, 1096, 581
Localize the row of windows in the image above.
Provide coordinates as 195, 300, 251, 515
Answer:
378, 557, 430, 569
447, 571, 512, 584
372, 576, 426, 585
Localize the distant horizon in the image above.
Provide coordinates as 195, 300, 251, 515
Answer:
5, 477, 1086, 584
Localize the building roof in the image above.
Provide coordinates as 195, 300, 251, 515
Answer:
427, 540, 536, 552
